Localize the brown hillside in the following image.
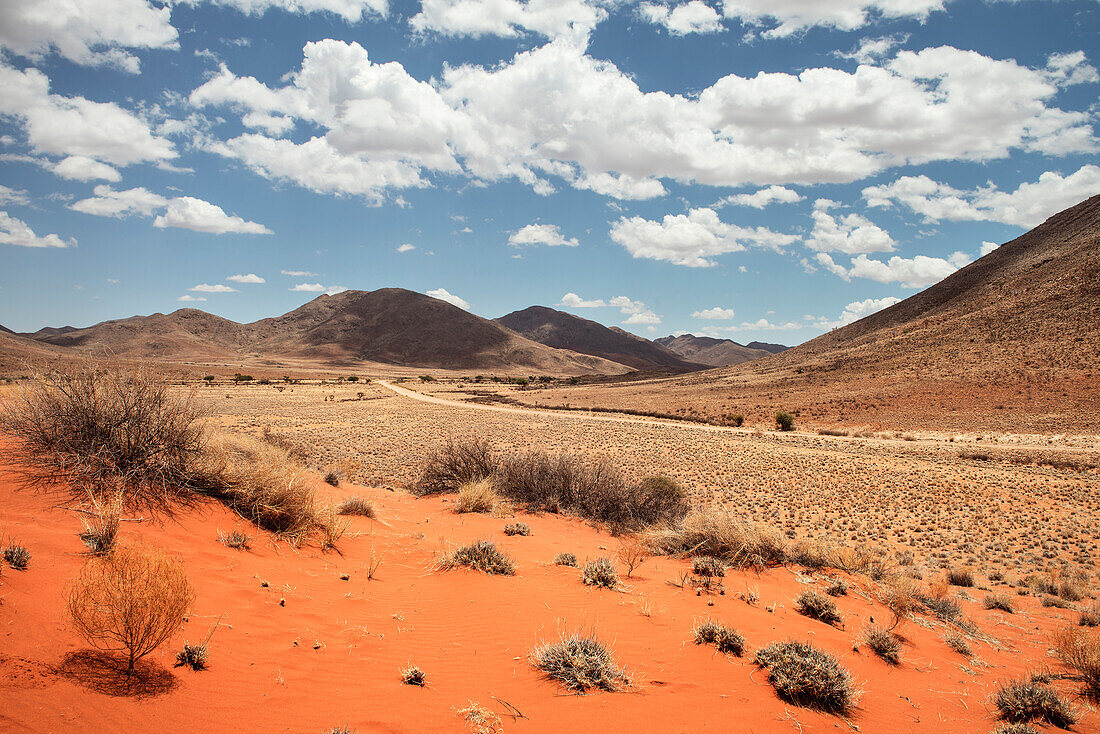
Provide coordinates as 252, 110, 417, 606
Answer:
16, 289, 628, 375
510, 195, 1100, 432
655, 334, 774, 367
496, 306, 704, 372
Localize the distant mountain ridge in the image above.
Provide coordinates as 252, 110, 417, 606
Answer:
655, 334, 781, 367
495, 306, 705, 372
19, 289, 629, 374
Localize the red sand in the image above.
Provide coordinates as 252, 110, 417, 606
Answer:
0, 462, 1094, 733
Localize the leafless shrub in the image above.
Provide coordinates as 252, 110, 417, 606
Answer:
413, 439, 497, 496
79, 489, 122, 555
68, 544, 195, 674
0, 363, 206, 511
1052, 626, 1100, 699
616, 542, 650, 578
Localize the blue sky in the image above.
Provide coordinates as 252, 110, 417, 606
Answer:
0, 0, 1097, 345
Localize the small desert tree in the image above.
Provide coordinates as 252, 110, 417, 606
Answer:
68, 545, 195, 674
775, 411, 795, 432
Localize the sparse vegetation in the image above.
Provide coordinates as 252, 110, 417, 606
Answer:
984, 592, 1016, 613
456, 701, 502, 734
453, 478, 497, 514
413, 439, 497, 496
645, 506, 789, 570
68, 544, 195, 674
826, 578, 848, 596
943, 632, 972, 657
863, 623, 901, 664
175, 642, 209, 671
78, 491, 121, 555
4, 543, 30, 570
503, 522, 531, 536
553, 552, 578, 567
795, 590, 843, 627
531, 632, 630, 692
400, 665, 426, 686
616, 542, 649, 577
692, 619, 745, 656
582, 557, 619, 589
754, 640, 856, 713
1052, 626, 1100, 699
947, 568, 975, 587
775, 411, 794, 431
1080, 603, 1100, 627
438, 540, 516, 576
336, 496, 375, 517
992, 678, 1077, 727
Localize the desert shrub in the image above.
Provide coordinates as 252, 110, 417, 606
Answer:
947, 568, 975, 587
692, 555, 726, 579
401, 665, 426, 686
439, 540, 515, 576
992, 725, 1041, 734
68, 544, 195, 674
984, 593, 1016, 613
582, 557, 619, 589
0, 363, 205, 510
775, 411, 794, 431
863, 624, 901, 664
78, 491, 121, 555
754, 640, 856, 713
456, 701, 502, 734
4, 543, 30, 570
729, 414, 744, 427
943, 632, 972, 657
693, 619, 745, 656
553, 552, 578, 567
918, 591, 962, 623
881, 576, 922, 630
454, 479, 497, 514
616, 542, 649, 577
413, 439, 497, 496
1052, 626, 1100, 699
531, 632, 629, 692
1080, 603, 1100, 627
992, 678, 1077, 727
1042, 595, 1072, 608
826, 579, 848, 596
323, 470, 341, 487
218, 530, 251, 550
336, 496, 375, 517
645, 506, 788, 569
504, 522, 531, 537
196, 433, 324, 543
175, 642, 208, 671
496, 453, 686, 530
796, 590, 843, 627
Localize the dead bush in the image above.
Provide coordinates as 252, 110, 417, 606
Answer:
862, 623, 901, 665
78, 489, 122, 555
68, 544, 195, 674
0, 363, 205, 511
616, 542, 649, 578
438, 540, 515, 576
336, 496, 375, 517
413, 439, 497, 496
1052, 626, 1100, 699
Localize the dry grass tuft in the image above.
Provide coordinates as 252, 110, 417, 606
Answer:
795, 590, 843, 627
531, 631, 630, 692
68, 544, 195, 674
438, 540, 516, 576
862, 623, 901, 665
692, 619, 745, 656
456, 701, 502, 733
400, 665, 426, 686
453, 478, 498, 514
992, 678, 1077, 727
414, 438, 497, 496
644, 506, 788, 570
754, 640, 857, 713
336, 496, 375, 517
553, 552, 578, 567
984, 592, 1016, 614
1052, 626, 1100, 699
78, 489, 122, 555
503, 522, 531, 536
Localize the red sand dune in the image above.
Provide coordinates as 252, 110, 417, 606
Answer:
0, 459, 1094, 733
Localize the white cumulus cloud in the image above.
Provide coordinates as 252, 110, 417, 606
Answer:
397, 243, 416, 252
558, 292, 606, 308
0, 210, 75, 248
426, 287, 470, 310
720, 0, 945, 37
692, 307, 736, 319
717, 185, 803, 208
177, 295, 207, 302
153, 197, 273, 235
863, 164, 1100, 228
409, 0, 605, 42
610, 207, 797, 267
639, 1, 723, 35
227, 273, 265, 283
805, 199, 895, 254
189, 283, 238, 293
508, 223, 579, 247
